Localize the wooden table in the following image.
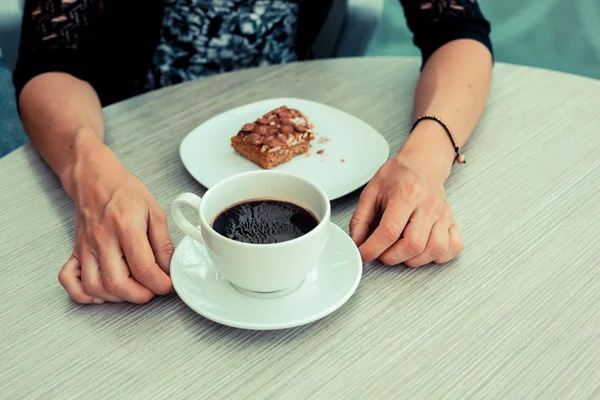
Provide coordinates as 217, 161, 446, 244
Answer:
1, 58, 599, 399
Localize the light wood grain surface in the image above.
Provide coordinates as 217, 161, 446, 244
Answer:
1, 57, 599, 399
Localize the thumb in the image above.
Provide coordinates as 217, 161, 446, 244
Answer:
148, 208, 175, 275
349, 187, 378, 246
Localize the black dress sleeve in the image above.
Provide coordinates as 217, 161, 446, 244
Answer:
12, 0, 100, 103
399, 0, 493, 66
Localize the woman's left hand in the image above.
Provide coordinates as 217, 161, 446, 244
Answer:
350, 150, 464, 268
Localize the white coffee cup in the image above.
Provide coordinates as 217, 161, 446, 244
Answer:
171, 170, 331, 295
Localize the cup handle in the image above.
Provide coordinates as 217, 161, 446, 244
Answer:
171, 193, 204, 244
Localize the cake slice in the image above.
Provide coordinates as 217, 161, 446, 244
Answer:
231, 106, 315, 169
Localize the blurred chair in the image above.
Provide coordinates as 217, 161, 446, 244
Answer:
336, 0, 384, 57
313, 0, 384, 58
0, 0, 383, 70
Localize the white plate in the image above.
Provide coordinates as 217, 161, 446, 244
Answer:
170, 223, 363, 330
180, 98, 390, 200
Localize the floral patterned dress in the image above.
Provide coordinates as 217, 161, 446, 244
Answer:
14, 0, 492, 106
146, 0, 299, 89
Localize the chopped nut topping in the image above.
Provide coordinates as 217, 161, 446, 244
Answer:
236, 106, 315, 149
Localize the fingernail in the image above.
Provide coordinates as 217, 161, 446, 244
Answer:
93, 298, 105, 304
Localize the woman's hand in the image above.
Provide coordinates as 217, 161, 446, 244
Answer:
350, 143, 464, 268
57, 143, 174, 304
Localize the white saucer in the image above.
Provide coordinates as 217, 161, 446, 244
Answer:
179, 97, 390, 200
170, 223, 363, 330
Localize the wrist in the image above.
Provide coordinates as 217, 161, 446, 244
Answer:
59, 130, 117, 199
395, 120, 457, 182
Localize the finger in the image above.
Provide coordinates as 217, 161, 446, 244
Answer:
404, 220, 450, 268
434, 225, 465, 264
98, 238, 156, 304
118, 216, 173, 295
58, 255, 99, 304
349, 186, 378, 246
359, 199, 413, 263
80, 247, 124, 302
148, 208, 175, 275
377, 205, 430, 266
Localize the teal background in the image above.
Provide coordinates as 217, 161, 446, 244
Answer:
1, 0, 599, 157
368, 0, 600, 80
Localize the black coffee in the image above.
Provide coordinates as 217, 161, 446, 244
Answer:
212, 199, 319, 244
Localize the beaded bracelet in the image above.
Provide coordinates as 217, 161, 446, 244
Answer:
410, 115, 465, 164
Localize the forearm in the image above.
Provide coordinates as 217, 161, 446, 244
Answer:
19, 72, 111, 195
399, 39, 493, 179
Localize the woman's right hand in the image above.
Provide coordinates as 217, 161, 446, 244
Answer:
57, 143, 174, 304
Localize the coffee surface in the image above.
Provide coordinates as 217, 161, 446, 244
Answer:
212, 199, 319, 244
